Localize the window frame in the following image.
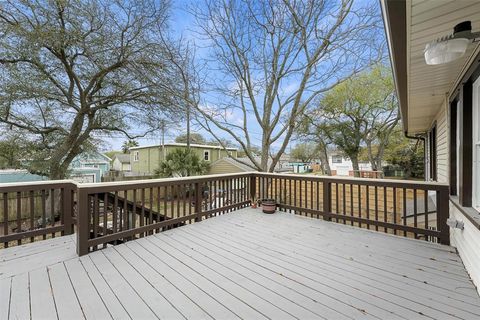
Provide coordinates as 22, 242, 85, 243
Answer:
133, 151, 139, 162
332, 155, 343, 164
472, 77, 480, 210
204, 150, 210, 161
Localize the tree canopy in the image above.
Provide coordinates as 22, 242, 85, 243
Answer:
168, 0, 383, 172
155, 149, 210, 177
0, 0, 176, 179
290, 143, 319, 163
302, 65, 398, 175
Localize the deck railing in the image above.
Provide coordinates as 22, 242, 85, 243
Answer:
76, 173, 252, 255
254, 173, 450, 245
0, 181, 75, 248
0, 172, 450, 254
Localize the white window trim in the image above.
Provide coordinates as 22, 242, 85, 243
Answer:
472, 77, 480, 210
204, 150, 210, 161
133, 151, 139, 162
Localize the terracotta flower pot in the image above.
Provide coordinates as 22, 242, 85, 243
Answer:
261, 199, 276, 214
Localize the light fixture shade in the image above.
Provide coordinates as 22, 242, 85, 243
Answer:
424, 38, 470, 65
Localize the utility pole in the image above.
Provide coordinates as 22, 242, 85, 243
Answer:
186, 103, 191, 150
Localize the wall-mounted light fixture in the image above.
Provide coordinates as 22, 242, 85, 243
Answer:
425, 21, 480, 65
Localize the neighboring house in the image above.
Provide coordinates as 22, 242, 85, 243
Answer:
209, 157, 292, 175
327, 152, 372, 176
111, 154, 131, 172
382, 0, 480, 293
130, 143, 238, 175
0, 151, 111, 183
0, 169, 48, 183
69, 151, 111, 183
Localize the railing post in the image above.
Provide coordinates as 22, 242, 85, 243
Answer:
323, 181, 332, 221
77, 188, 90, 256
194, 182, 202, 222
62, 184, 73, 235
437, 186, 450, 245
250, 174, 257, 205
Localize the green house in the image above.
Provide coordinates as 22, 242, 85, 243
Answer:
129, 143, 238, 175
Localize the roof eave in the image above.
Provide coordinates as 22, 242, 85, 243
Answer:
380, 0, 408, 134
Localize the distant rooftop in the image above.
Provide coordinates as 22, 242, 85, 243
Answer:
112, 153, 131, 163
129, 142, 237, 151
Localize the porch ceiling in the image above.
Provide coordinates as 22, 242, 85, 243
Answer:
383, 0, 480, 134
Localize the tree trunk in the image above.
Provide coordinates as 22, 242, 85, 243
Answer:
351, 156, 360, 177
318, 144, 331, 175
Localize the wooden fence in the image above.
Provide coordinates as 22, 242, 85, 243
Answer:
0, 172, 450, 255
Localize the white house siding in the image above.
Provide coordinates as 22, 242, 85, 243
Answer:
450, 205, 480, 295
431, 93, 480, 295
433, 101, 449, 183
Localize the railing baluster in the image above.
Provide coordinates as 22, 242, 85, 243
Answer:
403, 188, 407, 237
93, 194, 99, 251
50, 189, 55, 239
358, 185, 362, 229
103, 192, 108, 248
413, 189, 418, 239
30, 191, 35, 242
16, 192, 21, 245
366, 185, 370, 230
42, 190, 46, 240
113, 191, 118, 235
3, 192, 8, 248
424, 189, 428, 241
393, 187, 397, 236
342, 184, 346, 224
375, 186, 379, 231
384, 186, 388, 233
350, 184, 354, 226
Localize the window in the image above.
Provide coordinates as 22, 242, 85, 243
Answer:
204, 150, 210, 161
473, 77, 480, 209
133, 151, 139, 162
332, 155, 342, 163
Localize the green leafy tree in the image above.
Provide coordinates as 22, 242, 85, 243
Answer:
155, 149, 210, 177
121, 140, 139, 154
0, 0, 174, 179
384, 126, 424, 179
305, 65, 398, 176
290, 143, 319, 163
174, 133, 206, 144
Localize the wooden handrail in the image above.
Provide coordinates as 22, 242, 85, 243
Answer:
1, 172, 450, 253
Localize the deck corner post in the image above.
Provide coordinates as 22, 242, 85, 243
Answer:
194, 182, 202, 222
437, 186, 450, 245
323, 181, 332, 221
250, 174, 257, 205
62, 184, 74, 235
77, 188, 90, 256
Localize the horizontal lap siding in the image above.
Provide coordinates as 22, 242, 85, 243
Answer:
450, 205, 480, 295
434, 96, 480, 295
434, 104, 449, 184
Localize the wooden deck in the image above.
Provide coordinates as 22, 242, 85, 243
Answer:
1, 208, 480, 320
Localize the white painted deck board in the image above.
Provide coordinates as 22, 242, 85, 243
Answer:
188, 215, 477, 319
1, 208, 479, 320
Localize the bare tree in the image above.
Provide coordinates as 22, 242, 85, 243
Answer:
0, 0, 175, 179
184, 0, 382, 172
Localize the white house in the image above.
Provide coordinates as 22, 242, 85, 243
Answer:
112, 154, 131, 172
382, 0, 480, 293
328, 152, 372, 176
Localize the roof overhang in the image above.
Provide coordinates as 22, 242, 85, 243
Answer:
381, 0, 480, 135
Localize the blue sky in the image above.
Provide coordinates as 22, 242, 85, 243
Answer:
102, 0, 386, 154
